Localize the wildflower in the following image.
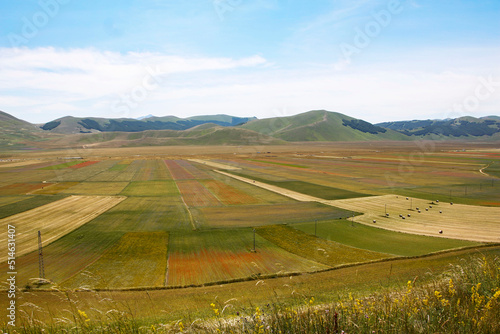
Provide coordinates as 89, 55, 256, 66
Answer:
434, 290, 442, 299
77, 310, 88, 319
178, 322, 184, 332
448, 278, 456, 296
309, 297, 315, 305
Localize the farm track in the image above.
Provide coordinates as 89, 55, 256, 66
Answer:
217, 171, 500, 243
0, 195, 126, 262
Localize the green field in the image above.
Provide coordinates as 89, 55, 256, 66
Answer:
120, 180, 179, 197
292, 220, 482, 256
39, 160, 84, 170
256, 225, 394, 267
63, 232, 169, 289
0, 194, 67, 219
230, 171, 368, 200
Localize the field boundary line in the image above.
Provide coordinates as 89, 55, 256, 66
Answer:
173, 181, 197, 230
214, 170, 319, 202
188, 159, 241, 170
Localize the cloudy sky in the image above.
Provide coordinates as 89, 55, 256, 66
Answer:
0, 0, 499, 124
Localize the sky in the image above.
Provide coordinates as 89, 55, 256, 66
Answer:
0, 0, 499, 124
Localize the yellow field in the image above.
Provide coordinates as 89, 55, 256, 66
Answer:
0, 195, 126, 262
188, 159, 241, 170
60, 181, 129, 195
0, 160, 41, 168
326, 195, 500, 243
31, 182, 80, 195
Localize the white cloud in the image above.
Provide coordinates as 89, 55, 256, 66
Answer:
0, 46, 498, 124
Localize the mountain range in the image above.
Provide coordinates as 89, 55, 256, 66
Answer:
0, 110, 499, 150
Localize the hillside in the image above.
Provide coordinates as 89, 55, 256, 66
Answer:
377, 116, 500, 138
43, 125, 285, 148
41, 115, 256, 134
0, 110, 50, 149
242, 110, 409, 142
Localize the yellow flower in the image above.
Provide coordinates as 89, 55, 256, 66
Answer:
448, 279, 456, 296
77, 310, 88, 319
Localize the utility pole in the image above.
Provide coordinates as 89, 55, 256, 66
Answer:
253, 228, 256, 252
38, 231, 45, 279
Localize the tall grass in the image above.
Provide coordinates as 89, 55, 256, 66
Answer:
3, 254, 499, 333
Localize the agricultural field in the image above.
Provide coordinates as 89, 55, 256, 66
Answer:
167, 229, 328, 286
256, 225, 393, 267
292, 220, 482, 256
0, 142, 499, 331
0, 195, 126, 261
63, 232, 169, 289
327, 195, 500, 242
194, 202, 351, 228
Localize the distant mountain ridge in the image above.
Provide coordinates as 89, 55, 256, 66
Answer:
1, 110, 499, 150
41, 115, 257, 134
377, 116, 500, 138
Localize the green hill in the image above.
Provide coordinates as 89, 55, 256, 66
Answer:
242, 110, 409, 141
45, 125, 285, 148
0, 111, 52, 149
41, 115, 256, 134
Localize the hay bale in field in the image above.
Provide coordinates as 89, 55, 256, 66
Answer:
439, 230, 443, 234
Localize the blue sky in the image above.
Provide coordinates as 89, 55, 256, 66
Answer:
0, 0, 499, 123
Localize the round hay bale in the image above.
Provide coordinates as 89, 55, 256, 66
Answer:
439, 230, 443, 234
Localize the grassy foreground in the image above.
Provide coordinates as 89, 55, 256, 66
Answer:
3, 250, 499, 333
